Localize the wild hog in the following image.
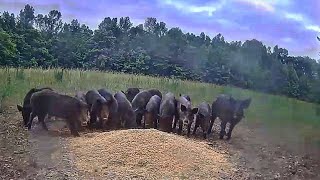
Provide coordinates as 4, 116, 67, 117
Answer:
123, 87, 140, 102
159, 92, 176, 133
17, 87, 53, 127
193, 102, 211, 139
114, 91, 137, 129
75, 91, 87, 104
98, 88, 119, 130
27, 90, 88, 137
180, 94, 191, 101
147, 89, 162, 99
174, 95, 198, 136
209, 94, 251, 140
131, 90, 153, 126
144, 95, 161, 129
85, 90, 111, 129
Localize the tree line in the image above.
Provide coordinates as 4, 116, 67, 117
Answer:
1, 4, 320, 103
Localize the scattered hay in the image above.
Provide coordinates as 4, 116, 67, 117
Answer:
69, 129, 236, 179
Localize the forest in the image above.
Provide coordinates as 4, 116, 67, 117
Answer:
1, 4, 320, 103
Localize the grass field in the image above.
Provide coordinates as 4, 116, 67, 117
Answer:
1, 68, 319, 146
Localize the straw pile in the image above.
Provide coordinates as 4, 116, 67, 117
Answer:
69, 129, 236, 179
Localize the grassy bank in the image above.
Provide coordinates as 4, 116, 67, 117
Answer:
1, 68, 319, 145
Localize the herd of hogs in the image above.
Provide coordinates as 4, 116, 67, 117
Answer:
16, 87, 251, 140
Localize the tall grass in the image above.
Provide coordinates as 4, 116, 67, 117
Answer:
0, 68, 319, 145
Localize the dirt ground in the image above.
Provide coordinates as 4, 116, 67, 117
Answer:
0, 105, 319, 180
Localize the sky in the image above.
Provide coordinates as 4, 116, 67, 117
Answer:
0, 0, 319, 60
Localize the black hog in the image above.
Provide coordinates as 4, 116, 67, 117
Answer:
147, 89, 162, 99
17, 87, 53, 127
144, 95, 161, 129
179, 94, 191, 101
209, 94, 251, 140
114, 91, 137, 129
159, 92, 176, 133
193, 102, 211, 139
97, 89, 119, 130
27, 90, 88, 137
85, 90, 111, 129
131, 90, 153, 126
123, 87, 140, 102
173, 95, 198, 136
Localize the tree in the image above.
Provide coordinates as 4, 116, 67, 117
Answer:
35, 10, 62, 37
18, 4, 35, 29
1, 4, 320, 103
0, 30, 17, 66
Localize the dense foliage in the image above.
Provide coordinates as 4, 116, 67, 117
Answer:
1, 5, 320, 103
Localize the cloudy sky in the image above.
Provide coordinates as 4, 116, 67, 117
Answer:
1, 0, 319, 59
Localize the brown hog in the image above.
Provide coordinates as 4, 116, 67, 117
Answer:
17, 87, 53, 127
131, 90, 153, 126
98, 88, 119, 130
123, 87, 140, 102
193, 102, 211, 139
27, 90, 88, 137
159, 92, 176, 133
174, 95, 198, 136
114, 91, 137, 129
85, 90, 111, 129
209, 94, 251, 140
144, 95, 161, 129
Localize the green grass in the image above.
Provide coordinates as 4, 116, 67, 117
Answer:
1, 68, 319, 145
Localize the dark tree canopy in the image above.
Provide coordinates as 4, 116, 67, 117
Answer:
1, 4, 320, 103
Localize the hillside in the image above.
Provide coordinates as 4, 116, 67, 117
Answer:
0, 68, 320, 179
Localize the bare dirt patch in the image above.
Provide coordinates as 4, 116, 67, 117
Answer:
0, 106, 31, 180
69, 129, 241, 179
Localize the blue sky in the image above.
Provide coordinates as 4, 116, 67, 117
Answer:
1, 0, 319, 59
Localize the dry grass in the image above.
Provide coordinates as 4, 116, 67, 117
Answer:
69, 129, 237, 179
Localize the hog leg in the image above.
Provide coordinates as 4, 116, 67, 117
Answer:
226, 122, 236, 140
136, 113, 143, 127
192, 121, 199, 136
187, 122, 192, 137
27, 112, 37, 130
67, 119, 80, 137
176, 118, 182, 135
219, 120, 227, 139
38, 114, 48, 131
207, 116, 216, 135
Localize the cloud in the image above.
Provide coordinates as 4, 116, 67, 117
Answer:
282, 37, 293, 43
159, 0, 226, 16
235, 0, 275, 12
282, 12, 320, 33
284, 13, 304, 22
305, 25, 320, 33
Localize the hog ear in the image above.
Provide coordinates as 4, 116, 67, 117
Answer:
17, 105, 23, 112
191, 107, 198, 114
241, 98, 251, 109
180, 104, 187, 112
121, 90, 125, 94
